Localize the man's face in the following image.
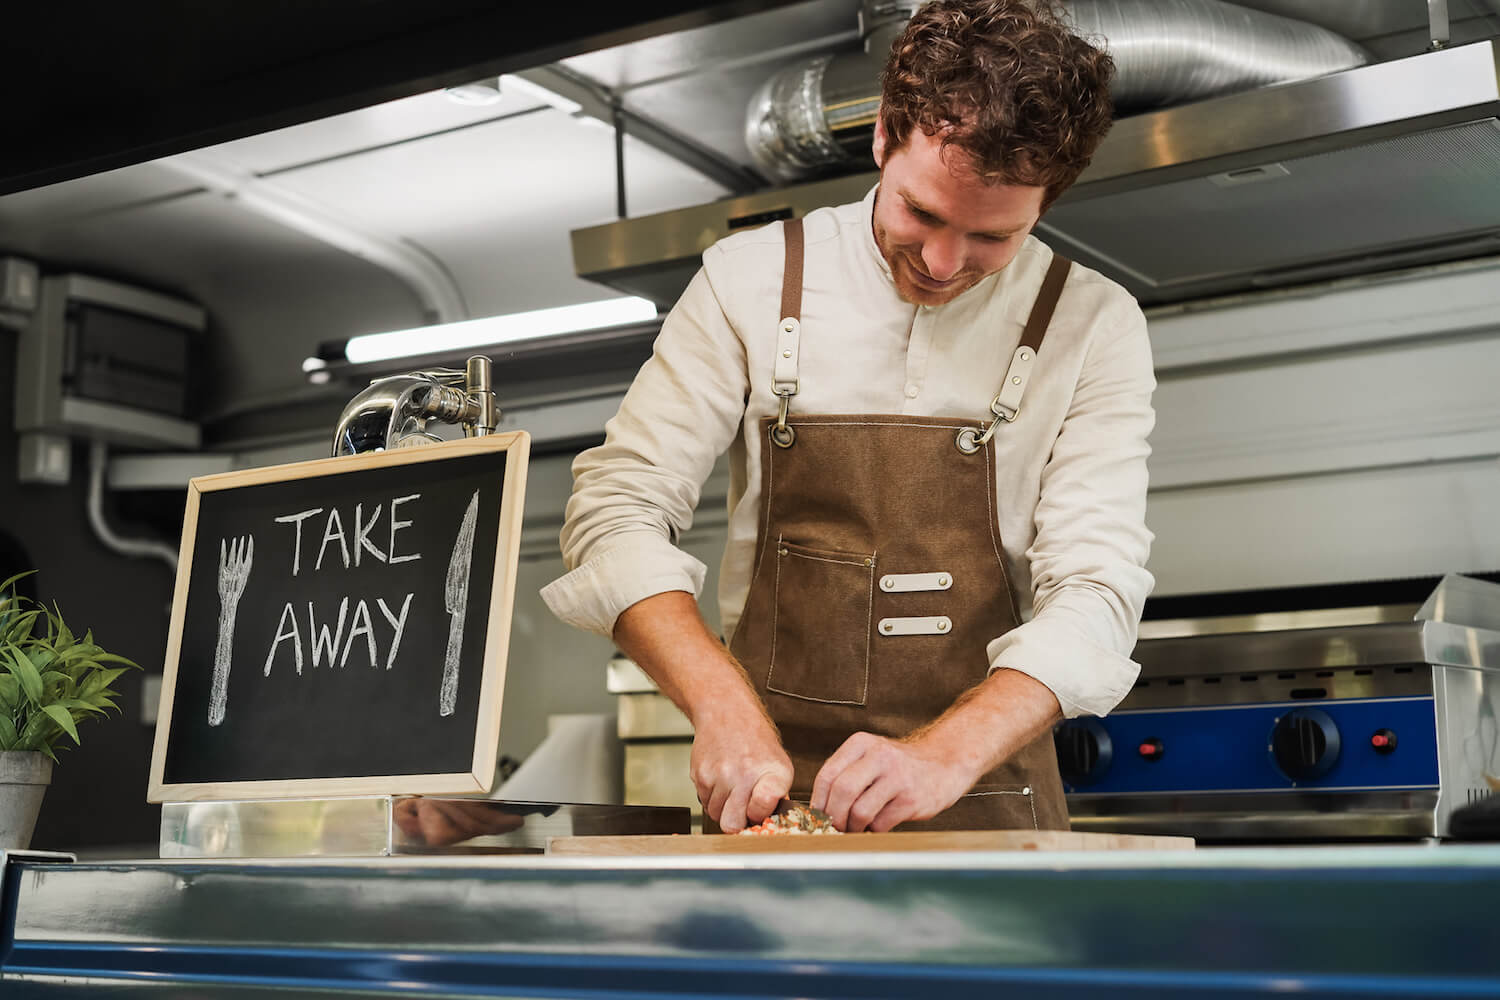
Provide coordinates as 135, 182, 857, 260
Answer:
871, 122, 1045, 307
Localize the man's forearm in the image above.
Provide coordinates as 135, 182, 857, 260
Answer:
905, 668, 1063, 784
611, 591, 769, 730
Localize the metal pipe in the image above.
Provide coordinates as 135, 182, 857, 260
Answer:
613, 102, 628, 219
745, 0, 1369, 182
87, 440, 178, 574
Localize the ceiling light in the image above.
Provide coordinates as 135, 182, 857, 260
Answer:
337, 296, 659, 365
497, 74, 584, 116
443, 78, 503, 106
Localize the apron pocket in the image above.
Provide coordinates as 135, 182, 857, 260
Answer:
766, 540, 874, 705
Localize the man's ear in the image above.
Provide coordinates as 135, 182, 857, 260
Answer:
872, 112, 888, 168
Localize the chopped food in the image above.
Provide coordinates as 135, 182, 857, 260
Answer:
740, 802, 841, 835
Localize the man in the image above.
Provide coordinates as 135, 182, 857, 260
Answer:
542, 0, 1154, 834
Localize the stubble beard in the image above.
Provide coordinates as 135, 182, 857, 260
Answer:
871, 194, 985, 308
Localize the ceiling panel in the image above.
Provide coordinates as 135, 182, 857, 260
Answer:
204, 90, 550, 176
258, 106, 728, 316
0, 163, 197, 239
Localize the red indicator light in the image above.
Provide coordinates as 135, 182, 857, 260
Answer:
1371, 734, 1387, 747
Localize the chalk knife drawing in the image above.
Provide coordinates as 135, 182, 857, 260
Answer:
209, 534, 254, 726
440, 491, 480, 717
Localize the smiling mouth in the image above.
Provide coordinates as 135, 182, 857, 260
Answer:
906, 262, 958, 290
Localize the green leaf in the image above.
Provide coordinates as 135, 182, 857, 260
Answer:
78, 668, 127, 699
0, 711, 18, 749
4, 645, 44, 704
41, 705, 80, 744
91, 652, 141, 670
0, 673, 19, 711
0, 570, 36, 597
51, 605, 73, 649
1, 610, 41, 644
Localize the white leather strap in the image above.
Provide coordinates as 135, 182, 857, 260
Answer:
773, 316, 801, 397
877, 616, 953, 636
878, 572, 953, 593
990, 345, 1036, 422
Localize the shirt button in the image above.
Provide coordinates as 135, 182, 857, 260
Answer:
904, 384, 920, 399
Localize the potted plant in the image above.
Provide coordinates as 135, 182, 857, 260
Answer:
1, 572, 138, 850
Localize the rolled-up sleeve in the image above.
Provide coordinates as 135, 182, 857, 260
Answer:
986, 300, 1157, 718
540, 254, 749, 637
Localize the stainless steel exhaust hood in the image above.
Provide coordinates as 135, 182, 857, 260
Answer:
573, 39, 1500, 308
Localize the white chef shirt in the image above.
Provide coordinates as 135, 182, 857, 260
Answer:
541, 185, 1156, 719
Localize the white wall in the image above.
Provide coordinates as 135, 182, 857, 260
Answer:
1144, 256, 1500, 595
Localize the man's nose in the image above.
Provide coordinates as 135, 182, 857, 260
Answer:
921, 234, 964, 281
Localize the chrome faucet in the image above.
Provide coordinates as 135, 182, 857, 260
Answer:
332, 355, 498, 456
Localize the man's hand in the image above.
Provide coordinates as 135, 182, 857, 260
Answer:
810, 731, 974, 832
811, 668, 1065, 832
690, 702, 793, 833
611, 590, 793, 834
392, 798, 526, 847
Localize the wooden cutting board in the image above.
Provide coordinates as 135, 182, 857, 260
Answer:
547, 829, 1193, 856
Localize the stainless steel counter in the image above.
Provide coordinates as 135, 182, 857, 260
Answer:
4, 844, 1500, 997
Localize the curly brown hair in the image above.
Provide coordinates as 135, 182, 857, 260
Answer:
880, 0, 1115, 209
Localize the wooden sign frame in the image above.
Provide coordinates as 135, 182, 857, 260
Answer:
147, 433, 529, 802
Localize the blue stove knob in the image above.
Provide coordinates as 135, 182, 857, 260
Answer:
1054, 717, 1113, 787
1270, 707, 1342, 782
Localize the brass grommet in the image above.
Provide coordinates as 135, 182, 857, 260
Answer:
955, 427, 981, 455
770, 423, 796, 448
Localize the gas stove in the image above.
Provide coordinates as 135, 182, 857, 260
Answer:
1060, 575, 1500, 841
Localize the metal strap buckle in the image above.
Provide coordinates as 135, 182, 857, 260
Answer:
771, 389, 796, 448
955, 409, 1010, 455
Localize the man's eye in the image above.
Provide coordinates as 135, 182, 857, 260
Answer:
975, 234, 1009, 244
908, 206, 937, 223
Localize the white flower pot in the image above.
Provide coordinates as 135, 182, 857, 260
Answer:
0, 751, 53, 850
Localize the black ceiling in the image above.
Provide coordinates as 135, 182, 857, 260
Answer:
0, 0, 794, 197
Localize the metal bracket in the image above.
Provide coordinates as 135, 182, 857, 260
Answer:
1429, 0, 1451, 50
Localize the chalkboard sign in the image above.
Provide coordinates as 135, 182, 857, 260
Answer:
148, 434, 529, 801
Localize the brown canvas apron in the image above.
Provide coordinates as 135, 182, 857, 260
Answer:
727, 218, 1072, 831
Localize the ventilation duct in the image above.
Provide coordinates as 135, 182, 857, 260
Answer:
745, 0, 1369, 182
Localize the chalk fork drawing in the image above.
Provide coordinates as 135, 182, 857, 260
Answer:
440, 491, 480, 717
209, 534, 254, 726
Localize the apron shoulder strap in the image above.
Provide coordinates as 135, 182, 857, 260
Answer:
771, 219, 806, 417
1019, 252, 1071, 355
980, 253, 1073, 431
780, 217, 805, 323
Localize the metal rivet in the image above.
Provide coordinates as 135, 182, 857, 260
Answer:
938, 576, 950, 587
882, 622, 894, 633
1020, 350, 1031, 361
783, 322, 795, 333
782, 349, 791, 358
881, 576, 894, 589
1012, 376, 1022, 385
864, 558, 874, 567
937, 620, 949, 632
778, 547, 788, 556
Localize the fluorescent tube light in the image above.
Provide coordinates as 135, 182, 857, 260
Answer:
498, 74, 584, 115
343, 296, 659, 364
